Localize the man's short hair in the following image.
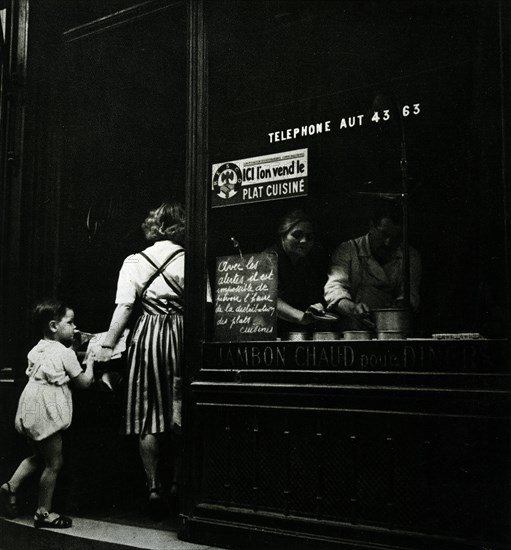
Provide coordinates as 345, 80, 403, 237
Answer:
369, 199, 403, 226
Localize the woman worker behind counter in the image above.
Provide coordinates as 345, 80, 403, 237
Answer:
265, 210, 328, 335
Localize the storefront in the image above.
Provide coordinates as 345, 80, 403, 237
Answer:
0, 1, 510, 549
180, 2, 510, 549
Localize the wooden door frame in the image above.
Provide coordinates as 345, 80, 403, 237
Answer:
0, 0, 29, 376
182, 0, 209, 521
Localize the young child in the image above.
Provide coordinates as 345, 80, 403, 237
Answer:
0, 299, 95, 528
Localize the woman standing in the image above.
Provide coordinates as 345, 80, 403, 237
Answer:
265, 209, 328, 335
95, 201, 185, 518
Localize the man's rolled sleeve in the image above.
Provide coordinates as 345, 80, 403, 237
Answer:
324, 243, 353, 310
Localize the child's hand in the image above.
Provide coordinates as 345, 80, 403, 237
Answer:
85, 350, 96, 367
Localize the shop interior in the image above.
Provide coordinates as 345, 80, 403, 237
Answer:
205, 0, 507, 339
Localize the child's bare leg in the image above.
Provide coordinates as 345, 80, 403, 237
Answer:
35, 431, 63, 515
4, 454, 39, 492
1, 441, 39, 516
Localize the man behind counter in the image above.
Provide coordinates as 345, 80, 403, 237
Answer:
324, 200, 421, 329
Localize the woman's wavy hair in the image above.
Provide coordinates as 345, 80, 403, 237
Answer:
277, 209, 314, 238
141, 201, 186, 245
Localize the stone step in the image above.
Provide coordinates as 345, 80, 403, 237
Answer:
0, 515, 220, 550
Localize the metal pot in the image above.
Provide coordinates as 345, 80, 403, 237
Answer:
372, 308, 411, 333
377, 330, 406, 340
284, 331, 309, 341
343, 330, 373, 340
313, 331, 341, 341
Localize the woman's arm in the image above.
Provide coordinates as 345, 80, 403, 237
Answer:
94, 303, 133, 362
277, 298, 314, 326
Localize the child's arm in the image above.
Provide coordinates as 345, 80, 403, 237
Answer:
72, 351, 95, 389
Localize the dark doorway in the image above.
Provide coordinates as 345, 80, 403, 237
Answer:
22, 0, 189, 523
56, 3, 188, 332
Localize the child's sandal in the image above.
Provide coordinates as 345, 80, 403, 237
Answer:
0, 482, 18, 519
34, 511, 73, 528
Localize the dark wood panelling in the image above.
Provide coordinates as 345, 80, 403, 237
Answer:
182, 364, 511, 549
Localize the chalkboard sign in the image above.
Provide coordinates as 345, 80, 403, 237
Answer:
214, 252, 278, 341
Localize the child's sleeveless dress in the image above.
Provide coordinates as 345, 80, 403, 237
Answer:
15, 340, 84, 441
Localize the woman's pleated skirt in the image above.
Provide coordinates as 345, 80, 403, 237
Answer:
124, 311, 183, 435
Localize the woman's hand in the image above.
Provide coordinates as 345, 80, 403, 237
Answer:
301, 303, 325, 325
94, 345, 114, 363
93, 303, 133, 363
308, 303, 325, 316
300, 311, 315, 325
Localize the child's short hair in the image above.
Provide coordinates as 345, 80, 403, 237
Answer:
33, 299, 70, 334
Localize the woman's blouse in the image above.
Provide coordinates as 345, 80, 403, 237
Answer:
115, 240, 184, 305
266, 240, 328, 332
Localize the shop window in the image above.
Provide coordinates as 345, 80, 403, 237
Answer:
204, 1, 507, 345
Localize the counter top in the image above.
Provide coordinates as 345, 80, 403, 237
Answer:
203, 339, 509, 373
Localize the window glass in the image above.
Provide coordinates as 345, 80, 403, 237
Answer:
206, 1, 506, 343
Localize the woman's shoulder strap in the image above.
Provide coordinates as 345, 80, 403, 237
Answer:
139, 247, 184, 296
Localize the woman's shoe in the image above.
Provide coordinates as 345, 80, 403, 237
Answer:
148, 487, 167, 521
34, 511, 72, 528
0, 482, 18, 519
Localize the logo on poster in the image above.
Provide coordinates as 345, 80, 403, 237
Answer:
211, 149, 308, 208
213, 163, 242, 199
